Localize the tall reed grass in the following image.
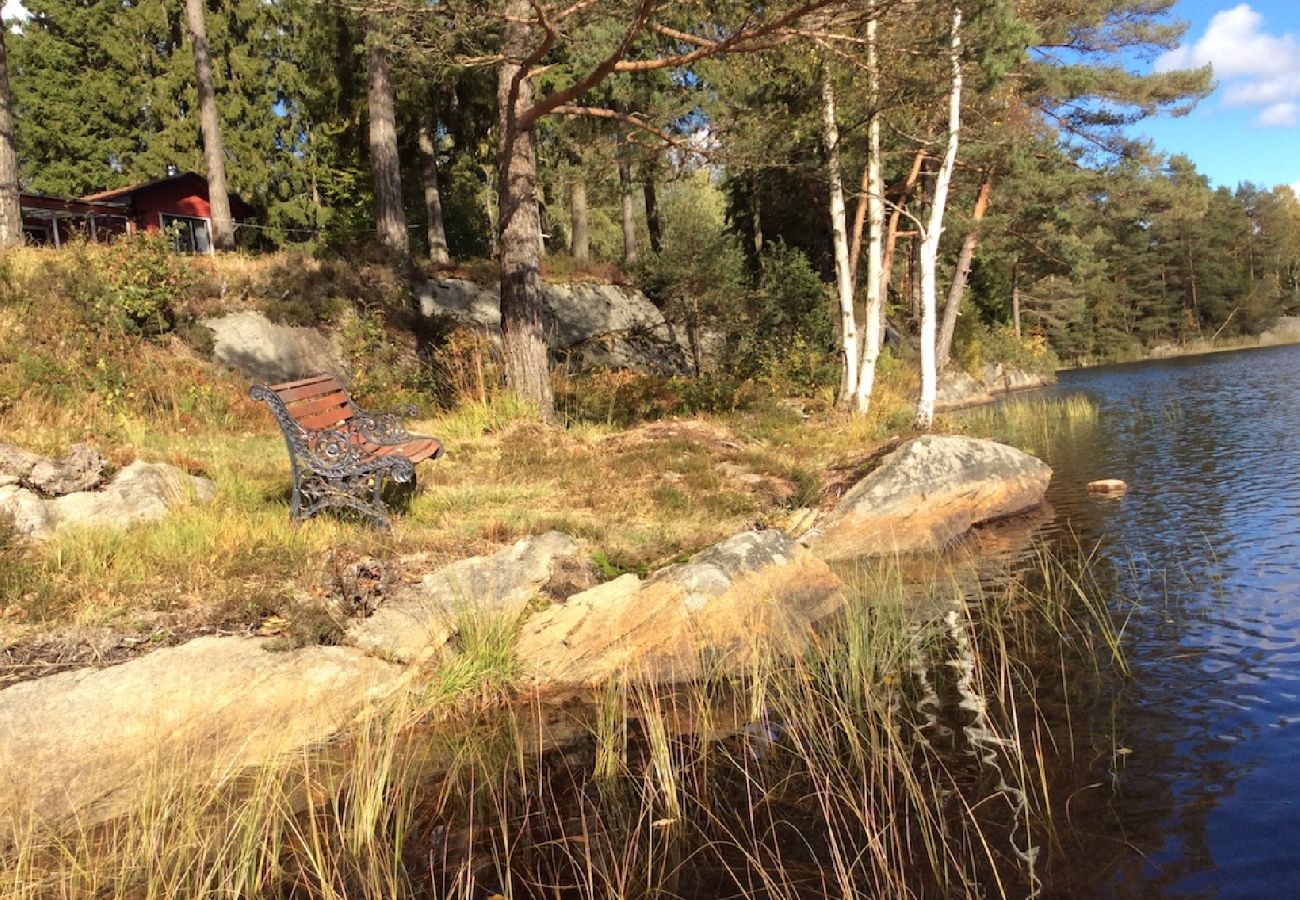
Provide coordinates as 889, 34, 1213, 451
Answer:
2, 545, 1128, 899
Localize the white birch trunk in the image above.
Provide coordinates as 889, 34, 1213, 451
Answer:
915, 4, 963, 430
821, 69, 858, 404
854, 9, 885, 413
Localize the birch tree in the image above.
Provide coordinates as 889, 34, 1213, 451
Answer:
915, 2, 963, 429
852, 4, 886, 412
820, 66, 858, 404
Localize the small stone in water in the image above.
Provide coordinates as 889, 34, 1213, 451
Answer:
1087, 479, 1128, 495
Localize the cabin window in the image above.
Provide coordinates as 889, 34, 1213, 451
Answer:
159, 213, 212, 254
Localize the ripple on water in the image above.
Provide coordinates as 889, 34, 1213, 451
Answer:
1034, 344, 1300, 897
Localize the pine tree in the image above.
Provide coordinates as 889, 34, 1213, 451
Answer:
0, 23, 21, 248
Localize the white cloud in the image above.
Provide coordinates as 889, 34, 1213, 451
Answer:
1290, 180, 1300, 198
1258, 101, 1298, 127
1156, 4, 1300, 128
2, 2, 27, 21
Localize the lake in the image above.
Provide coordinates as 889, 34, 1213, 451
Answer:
1035, 343, 1300, 898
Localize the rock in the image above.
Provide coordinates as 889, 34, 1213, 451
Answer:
1087, 479, 1128, 495
0, 442, 107, 496
347, 532, 582, 664
517, 530, 845, 686
808, 435, 1052, 561
0, 636, 404, 829
202, 310, 343, 383
50, 461, 216, 533
1260, 316, 1300, 346
0, 485, 56, 539
420, 278, 692, 375
935, 364, 1050, 411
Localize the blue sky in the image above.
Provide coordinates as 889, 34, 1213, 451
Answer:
1139, 1, 1299, 193
2, 0, 1295, 194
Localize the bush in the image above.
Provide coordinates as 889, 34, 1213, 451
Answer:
955, 321, 1060, 377
554, 370, 761, 426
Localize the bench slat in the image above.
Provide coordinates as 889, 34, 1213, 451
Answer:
284, 391, 353, 423
297, 404, 356, 430
274, 377, 348, 404
269, 373, 338, 392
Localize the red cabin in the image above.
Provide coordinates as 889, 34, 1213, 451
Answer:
20, 172, 254, 253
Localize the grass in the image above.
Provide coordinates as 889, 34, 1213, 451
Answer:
0, 545, 1131, 899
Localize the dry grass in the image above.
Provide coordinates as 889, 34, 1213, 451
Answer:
0, 546, 1130, 899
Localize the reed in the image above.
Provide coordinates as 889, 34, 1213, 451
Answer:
1, 544, 1128, 899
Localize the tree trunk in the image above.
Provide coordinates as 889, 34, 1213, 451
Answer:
853, 8, 885, 413
915, 4, 963, 430
1011, 261, 1022, 338
417, 116, 450, 264
183, 0, 234, 251
497, 2, 555, 421
366, 17, 407, 257
618, 157, 638, 265
936, 169, 992, 373
879, 150, 927, 308
644, 176, 662, 254
821, 69, 859, 405
0, 28, 20, 250
570, 176, 589, 261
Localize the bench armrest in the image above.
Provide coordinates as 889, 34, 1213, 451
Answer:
351, 403, 420, 446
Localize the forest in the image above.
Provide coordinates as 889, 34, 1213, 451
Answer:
2, 0, 1299, 418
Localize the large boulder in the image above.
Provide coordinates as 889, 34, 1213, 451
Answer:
418, 278, 691, 375
346, 531, 583, 664
0, 442, 106, 496
0, 461, 216, 540
935, 363, 1050, 411
808, 435, 1052, 561
516, 530, 845, 687
202, 310, 343, 383
0, 636, 404, 830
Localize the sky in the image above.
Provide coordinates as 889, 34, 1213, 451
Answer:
1, 0, 1295, 195
1140, 0, 1299, 193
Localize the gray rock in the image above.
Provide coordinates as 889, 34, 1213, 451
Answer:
0, 485, 56, 538
347, 531, 582, 664
50, 461, 216, 533
202, 310, 343, 383
808, 435, 1052, 561
421, 278, 691, 375
2, 461, 216, 540
0, 442, 107, 496
935, 363, 1049, 411
517, 530, 845, 687
0, 636, 404, 830
1260, 316, 1300, 346
646, 530, 797, 611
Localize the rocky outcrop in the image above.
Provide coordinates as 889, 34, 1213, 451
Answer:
935, 363, 1050, 411
808, 435, 1052, 561
517, 530, 844, 687
0, 461, 217, 540
1260, 316, 1300, 346
347, 532, 583, 664
0, 636, 404, 830
418, 278, 691, 375
202, 310, 344, 383
0, 442, 107, 496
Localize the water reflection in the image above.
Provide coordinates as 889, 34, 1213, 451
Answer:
1032, 344, 1300, 898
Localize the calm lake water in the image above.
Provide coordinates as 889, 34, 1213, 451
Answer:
1035, 343, 1300, 898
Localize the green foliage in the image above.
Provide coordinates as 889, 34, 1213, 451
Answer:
733, 241, 838, 392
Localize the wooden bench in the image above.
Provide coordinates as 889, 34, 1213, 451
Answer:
249, 373, 444, 530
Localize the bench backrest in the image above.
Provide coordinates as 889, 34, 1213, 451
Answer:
264, 374, 354, 432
